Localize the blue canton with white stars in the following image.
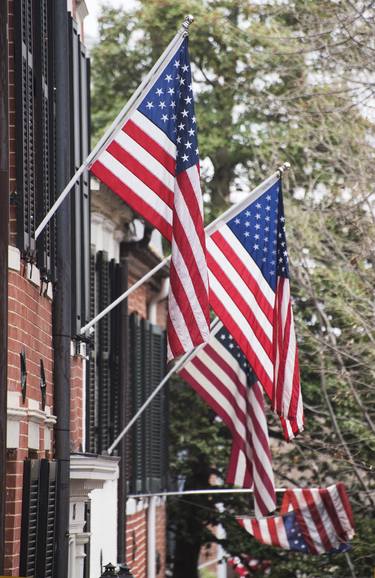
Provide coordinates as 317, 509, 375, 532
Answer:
138, 38, 198, 174
284, 512, 309, 552
227, 180, 289, 292
216, 326, 257, 388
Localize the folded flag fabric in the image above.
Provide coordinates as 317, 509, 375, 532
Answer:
179, 321, 276, 518
91, 37, 210, 360
238, 483, 355, 555
207, 178, 303, 439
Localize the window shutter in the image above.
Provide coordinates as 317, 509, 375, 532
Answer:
33, 0, 53, 278
70, 17, 90, 334
97, 250, 111, 452
109, 259, 121, 443
20, 459, 39, 577
86, 247, 98, 454
20, 459, 57, 578
14, 0, 36, 255
129, 313, 146, 493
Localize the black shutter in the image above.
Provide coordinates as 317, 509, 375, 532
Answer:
86, 246, 98, 454
109, 259, 121, 444
97, 250, 111, 452
70, 17, 90, 334
14, 0, 36, 256
129, 313, 146, 493
150, 324, 168, 491
33, 0, 54, 278
20, 459, 39, 577
20, 459, 58, 578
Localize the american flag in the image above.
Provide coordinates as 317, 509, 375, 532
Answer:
179, 322, 276, 518
90, 38, 210, 360
238, 483, 355, 555
206, 178, 304, 438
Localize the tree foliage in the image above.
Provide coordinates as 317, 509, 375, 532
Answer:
91, 1, 375, 576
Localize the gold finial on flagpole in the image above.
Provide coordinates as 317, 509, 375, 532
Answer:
277, 162, 291, 176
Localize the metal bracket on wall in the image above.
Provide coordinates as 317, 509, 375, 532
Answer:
20, 350, 27, 403
40, 359, 46, 410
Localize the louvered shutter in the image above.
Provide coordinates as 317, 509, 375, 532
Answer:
97, 250, 111, 453
150, 324, 168, 492
34, 0, 53, 278
86, 247, 98, 454
109, 259, 121, 443
20, 459, 39, 577
14, 0, 36, 255
20, 459, 57, 578
129, 313, 146, 493
70, 17, 90, 334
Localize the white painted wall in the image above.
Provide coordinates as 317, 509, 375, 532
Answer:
90, 479, 118, 577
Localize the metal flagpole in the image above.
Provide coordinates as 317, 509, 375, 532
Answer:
106, 317, 221, 455
34, 15, 194, 241
80, 163, 290, 335
127, 488, 287, 498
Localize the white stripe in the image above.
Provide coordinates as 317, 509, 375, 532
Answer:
197, 350, 248, 418
279, 280, 295, 415
217, 226, 275, 308
168, 289, 194, 356
207, 235, 273, 341
208, 267, 274, 380
293, 492, 325, 553
232, 448, 247, 486
327, 485, 354, 539
170, 238, 209, 342
174, 179, 209, 292
309, 490, 339, 549
186, 165, 205, 218
258, 519, 272, 544
183, 363, 247, 441
131, 110, 177, 159
98, 151, 173, 225
274, 516, 290, 549
114, 130, 175, 192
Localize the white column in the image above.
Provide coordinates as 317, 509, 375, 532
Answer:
147, 496, 157, 578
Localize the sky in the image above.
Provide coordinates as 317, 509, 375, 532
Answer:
85, 0, 131, 44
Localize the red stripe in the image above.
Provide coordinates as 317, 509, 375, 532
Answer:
250, 519, 264, 544
91, 160, 172, 241
107, 140, 174, 208
203, 343, 248, 398
176, 169, 207, 249
207, 251, 273, 359
267, 517, 282, 547
123, 118, 176, 175
179, 366, 246, 452
172, 209, 210, 326
320, 489, 348, 543
188, 356, 248, 445
169, 261, 204, 347
209, 288, 273, 400
336, 483, 354, 528
167, 310, 184, 359
302, 489, 334, 551
210, 230, 274, 323
286, 491, 318, 554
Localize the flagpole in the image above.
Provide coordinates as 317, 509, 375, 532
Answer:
79, 163, 290, 336
106, 317, 221, 455
34, 15, 194, 241
126, 488, 288, 499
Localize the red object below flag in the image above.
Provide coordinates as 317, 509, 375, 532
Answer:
91, 38, 210, 360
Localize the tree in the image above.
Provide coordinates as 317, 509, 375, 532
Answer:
91, 1, 375, 576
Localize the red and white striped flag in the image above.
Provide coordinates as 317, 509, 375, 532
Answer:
179, 322, 276, 518
238, 483, 355, 555
206, 177, 303, 439
90, 38, 210, 360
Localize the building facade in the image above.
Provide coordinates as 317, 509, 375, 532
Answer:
0, 1, 169, 576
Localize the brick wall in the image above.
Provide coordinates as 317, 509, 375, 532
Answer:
6, 262, 55, 575
126, 507, 147, 578
125, 501, 168, 578
70, 356, 84, 452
